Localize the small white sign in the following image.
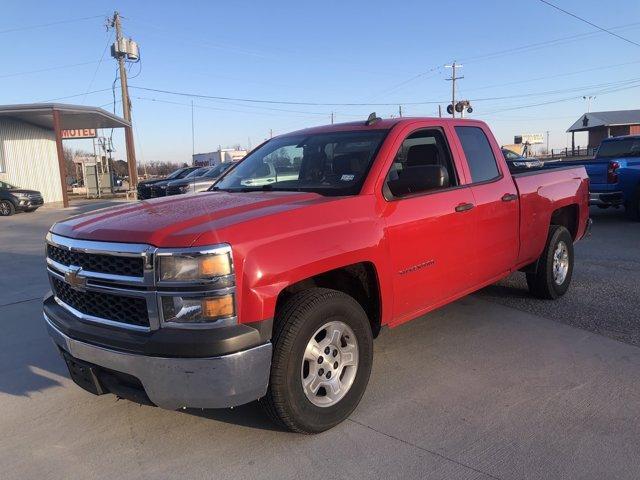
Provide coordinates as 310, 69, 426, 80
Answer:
519, 133, 544, 145
340, 174, 355, 181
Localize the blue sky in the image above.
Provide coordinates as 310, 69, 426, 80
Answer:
2, 0, 639, 163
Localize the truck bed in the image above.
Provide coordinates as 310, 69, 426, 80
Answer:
513, 165, 590, 267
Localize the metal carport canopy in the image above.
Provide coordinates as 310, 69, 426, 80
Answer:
0, 103, 130, 130
0, 103, 131, 207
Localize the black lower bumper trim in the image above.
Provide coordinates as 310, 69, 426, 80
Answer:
44, 293, 272, 358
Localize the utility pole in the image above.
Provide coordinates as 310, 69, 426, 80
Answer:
445, 62, 463, 118
110, 11, 138, 189
269, 128, 273, 139
438, 105, 442, 118
398, 105, 402, 117
330, 112, 334, 124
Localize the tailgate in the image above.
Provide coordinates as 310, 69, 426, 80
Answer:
582, 161, 609, 184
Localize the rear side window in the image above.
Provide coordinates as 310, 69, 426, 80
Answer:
455, 126, 500, 183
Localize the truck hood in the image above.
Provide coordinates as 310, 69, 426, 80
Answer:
51, 191, 323, 247
7, 188, 40, 195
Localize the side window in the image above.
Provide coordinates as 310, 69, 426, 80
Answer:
455, 126, 500, 183
385, 129, 458, 198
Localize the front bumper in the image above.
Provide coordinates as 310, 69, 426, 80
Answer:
15, 197, 44, 210
589, 191, 624, 206
45, 312, 272, 410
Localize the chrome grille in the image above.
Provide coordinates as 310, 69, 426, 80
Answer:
51, 277, 149, 327
47, 243, 144, 277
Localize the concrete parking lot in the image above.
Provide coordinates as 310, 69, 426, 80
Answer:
1, 202, 639, 479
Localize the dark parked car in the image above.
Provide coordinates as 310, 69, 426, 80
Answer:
166, 163, 236, 195
148, 167, 208, 198
137, 166, 200, 199
0, 180, 44, 216
501, 148, 544, 173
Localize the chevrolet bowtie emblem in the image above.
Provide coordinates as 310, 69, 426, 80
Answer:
65, 266, 87, 291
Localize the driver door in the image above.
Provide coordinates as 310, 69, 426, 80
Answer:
381, 126, 477, 325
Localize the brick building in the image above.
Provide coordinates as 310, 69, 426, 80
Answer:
567, 110, 640, 150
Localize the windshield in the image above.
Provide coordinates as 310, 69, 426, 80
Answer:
214, 130, 388, 195
597, 138, 640, 158
184, 167, 209, 179
206, 163, 232, 178
167, 168, 188, 180
502, 149, 525, 161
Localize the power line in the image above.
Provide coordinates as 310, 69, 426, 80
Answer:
0, 14, 105, 34
132, 96, 342, 119
0, 61, 98, 79
42, 88, 113, 102
538, 0, 640, 48
129, 85, 443, 106
482, 80, 640, 115
125, 77, 639, 111
460, 21, 640, 64
468, 77, 640, 102
464, 59, 640, 93
82, 32, 113, 104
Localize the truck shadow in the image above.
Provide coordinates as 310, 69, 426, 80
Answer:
0, 298, 69, 398
184, 402, 285, 432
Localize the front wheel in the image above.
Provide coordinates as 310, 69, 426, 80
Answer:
262, 288, 373, 433
526, 225, 574, 299
0, 200, 15, 216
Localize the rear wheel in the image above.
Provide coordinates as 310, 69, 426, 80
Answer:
526, 225, 574, 299
0, 200, 15, 216
262, 288, 373, 433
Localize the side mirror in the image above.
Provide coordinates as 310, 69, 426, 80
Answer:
387, 165, 450, 197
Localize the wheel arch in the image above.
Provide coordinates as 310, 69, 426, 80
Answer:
550, 204, 579, 240
274, 262, 383, 338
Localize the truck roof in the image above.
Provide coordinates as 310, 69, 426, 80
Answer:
283, 117, 482, 137
602, 134, 640, 142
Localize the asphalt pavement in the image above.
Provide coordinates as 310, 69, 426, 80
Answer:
1, 200, 639, 480
478, 206, 640, 346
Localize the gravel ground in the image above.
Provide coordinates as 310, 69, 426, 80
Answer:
477, 206, 640, 346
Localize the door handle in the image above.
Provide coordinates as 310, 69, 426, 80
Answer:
455, 202, 475, 212
502, 193, 518, 202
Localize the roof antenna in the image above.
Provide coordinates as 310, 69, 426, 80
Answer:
365, 112, 381, 126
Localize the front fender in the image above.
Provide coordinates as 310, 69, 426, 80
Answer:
233, 198, 392, 325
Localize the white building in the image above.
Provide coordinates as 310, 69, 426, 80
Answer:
0, 104, 129, 206
193, 148, 247, 167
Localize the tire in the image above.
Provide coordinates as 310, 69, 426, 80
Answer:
526, 225, 574, 299
0, 200, 15, 217
262, 288, 373, 433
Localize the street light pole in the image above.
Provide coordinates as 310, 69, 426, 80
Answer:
583, 95, 596, 113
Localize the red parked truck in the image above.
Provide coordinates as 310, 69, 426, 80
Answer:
43, 117, 591, 433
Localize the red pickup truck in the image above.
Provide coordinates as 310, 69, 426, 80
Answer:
43, 117, 590, 433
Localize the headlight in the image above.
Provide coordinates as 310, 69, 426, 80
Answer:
161, 294, 235, 325
158, 248, 232, 282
